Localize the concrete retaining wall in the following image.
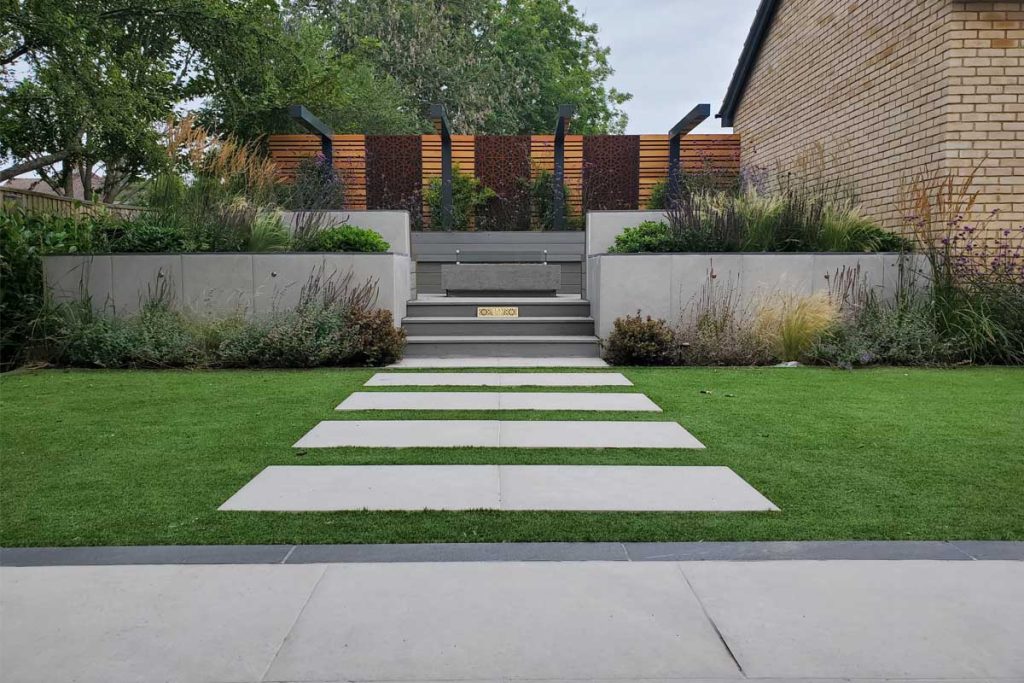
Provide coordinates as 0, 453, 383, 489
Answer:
281, 210, 411, 256
587, 252, 925, 339
42, 253, 411, 326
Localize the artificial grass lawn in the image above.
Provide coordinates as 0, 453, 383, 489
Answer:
1, 366, 1022, 546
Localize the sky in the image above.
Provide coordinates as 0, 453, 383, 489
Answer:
573, 0, 762, 134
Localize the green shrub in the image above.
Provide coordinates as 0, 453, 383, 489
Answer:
645, 179, 668, 210
608, 221, 680, 253
529, 169, 577, 230
304, 225, 389, 253
287, 154, 346, 210
424, 166, 496, 231
603, 313, 677, 366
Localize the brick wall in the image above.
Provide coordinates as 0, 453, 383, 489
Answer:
732, 0, 1023, 236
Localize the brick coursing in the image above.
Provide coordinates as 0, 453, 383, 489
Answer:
732, 0, 1024, 236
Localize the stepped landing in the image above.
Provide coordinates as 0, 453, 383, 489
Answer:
401, 295, 602, 359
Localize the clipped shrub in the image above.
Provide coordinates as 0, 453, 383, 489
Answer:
608, 221, 680, 253
603, 313, 677, 366
754, 293, 839, 361
424, 166, 496, 230
304, 225, 389, 253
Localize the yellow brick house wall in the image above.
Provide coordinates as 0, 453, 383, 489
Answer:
731, 0, 1023, 235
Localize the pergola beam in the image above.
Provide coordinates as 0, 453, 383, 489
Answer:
552, 104, 575, 231
430, 103, 453, 230
288, 105, 334, 159
667, 103, 711, 203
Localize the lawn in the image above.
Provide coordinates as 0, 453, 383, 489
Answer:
1, 366, 1022, 547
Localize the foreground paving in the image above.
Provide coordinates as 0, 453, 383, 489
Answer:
389, 356, 609, 368
218, 465, 777, 511
2, 560, 1021, 682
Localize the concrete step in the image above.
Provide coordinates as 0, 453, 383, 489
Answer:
402, 317, 595, 336
406, 298, 591, 318
404, 335, 602, 358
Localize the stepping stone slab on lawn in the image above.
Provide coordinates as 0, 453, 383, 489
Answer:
293, 420, 704, 449
220, 465, 499, 512
365, 372, 632, 387
336, 392, 660, 412
389, 357, 609, 369
219, 465, 776, 512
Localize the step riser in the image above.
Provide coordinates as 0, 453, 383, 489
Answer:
404, 340, 601, 358
406, 303, 591, 318
403, 320, 595, 336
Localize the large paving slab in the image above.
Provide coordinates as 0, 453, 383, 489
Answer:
682, 560, 1024, 680
218, 465, 769, 511
219, 465, 501, 511
336, 391, 660, 412
264, 562, 741, 681
499, 466, 777, 511
365, 371, 632, 386
0, 564, 325, 683
389, 356, 609, 368
293, 420, 703, 448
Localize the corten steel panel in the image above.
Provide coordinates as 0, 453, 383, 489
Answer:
365, 136, 422, 213
583, 136, 641, 211
475, 135, 532, 230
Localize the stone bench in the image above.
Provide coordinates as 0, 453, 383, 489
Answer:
441, 263, 561, 296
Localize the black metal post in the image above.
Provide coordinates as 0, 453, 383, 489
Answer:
666, 104, 711, 206
288, 105, 334, 161
552, 104, 575, 231
430, 103, 453, 230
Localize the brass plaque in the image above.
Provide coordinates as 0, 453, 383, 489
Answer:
477, 306, 519, 318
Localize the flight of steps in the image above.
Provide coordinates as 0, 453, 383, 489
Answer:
401, 298, 601, 358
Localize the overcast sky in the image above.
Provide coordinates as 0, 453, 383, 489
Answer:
574, 0, 761, 134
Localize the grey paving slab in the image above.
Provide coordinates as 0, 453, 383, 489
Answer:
0, 544, 292, 566
218, 466, 767, 511
365, 371, 632, 386
219, 465, 501, 511
682, 560, 1024, 680
294, 419, 703, 448
951, 540, 1024, 560
293, 420, 500, 448
336, 391, 501, 411
336, 391, 659, 411
500, 466, 778, 511
0, 564, 325, 683
389, 356, 609, 368
624, 541, 971, 562
264, 562, 742, 681
498, 420, 705, 448
285, 542, 628, 563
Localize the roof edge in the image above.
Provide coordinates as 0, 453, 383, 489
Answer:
716, 0, 781, 128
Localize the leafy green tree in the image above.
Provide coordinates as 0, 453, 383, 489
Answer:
0, 0, 281, 200
202, 17, 424, 138
299, 0, 629, 134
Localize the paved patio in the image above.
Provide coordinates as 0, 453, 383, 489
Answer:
2, 558, 1021, 682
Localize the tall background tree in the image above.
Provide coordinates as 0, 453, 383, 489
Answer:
1, 0, 630, 200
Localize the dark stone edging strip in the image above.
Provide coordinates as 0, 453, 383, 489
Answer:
2, 541, 1022, 567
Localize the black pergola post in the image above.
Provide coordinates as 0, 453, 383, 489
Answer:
552, 104, 575, 231
430, 103, 453, 231
666, 104, 711, 206
288, 105, 334, 160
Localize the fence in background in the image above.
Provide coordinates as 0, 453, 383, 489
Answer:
267, 134, 741, 227
0, 187, 152, 220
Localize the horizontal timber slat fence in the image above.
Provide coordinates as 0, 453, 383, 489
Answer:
268, 133, 740, 230
0, 187, 152, 220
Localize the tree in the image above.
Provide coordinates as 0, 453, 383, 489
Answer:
202, 16, 424, 139
299, 0, 630, 134
0, 0, 281, 201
